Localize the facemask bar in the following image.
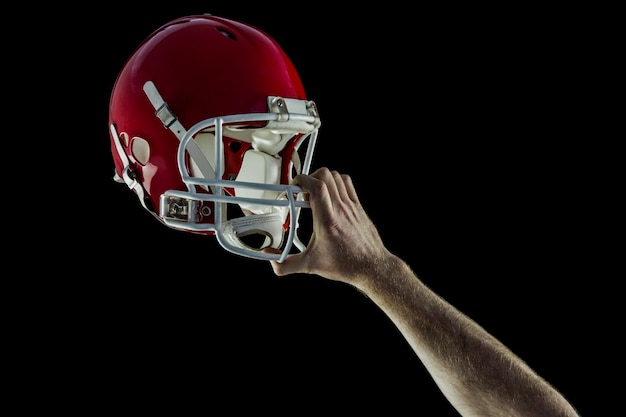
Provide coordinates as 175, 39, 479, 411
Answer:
162, 100, 319, 262
136, 79, 319, 261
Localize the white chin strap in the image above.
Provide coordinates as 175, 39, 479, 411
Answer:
220, 213, 285, 250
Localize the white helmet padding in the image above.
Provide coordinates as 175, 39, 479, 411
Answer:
188, 132, 297, 252
235, 149, 284, 213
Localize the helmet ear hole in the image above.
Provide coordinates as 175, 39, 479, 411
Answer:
130, 136, 150, 166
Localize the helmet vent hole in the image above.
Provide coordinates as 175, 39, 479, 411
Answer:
229, 141, 242, 153
217, 28, 237, 41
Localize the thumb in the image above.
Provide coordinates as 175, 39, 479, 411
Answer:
264, 249, 306, 276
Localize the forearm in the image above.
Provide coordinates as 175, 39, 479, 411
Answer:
355, 255, 579, 417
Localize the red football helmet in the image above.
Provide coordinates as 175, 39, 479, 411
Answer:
109, 14, 320, 262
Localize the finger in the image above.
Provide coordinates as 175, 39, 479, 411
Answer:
342, 173, 360, 204
331, 170, 351, 202
309, 167, 341, 205
264, 249, 307, 276
262, 247, 289, 276
294, 170, 334, 215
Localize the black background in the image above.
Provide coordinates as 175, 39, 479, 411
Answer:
15, 3, 612, 415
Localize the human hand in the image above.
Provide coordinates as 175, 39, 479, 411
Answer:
264, 167, 392, 286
